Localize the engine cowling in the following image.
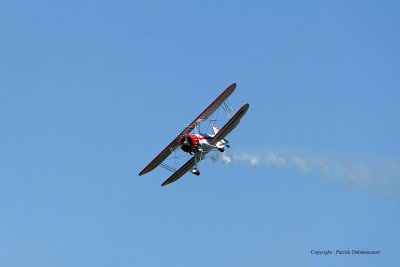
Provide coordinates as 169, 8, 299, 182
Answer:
179, 134, 200, 153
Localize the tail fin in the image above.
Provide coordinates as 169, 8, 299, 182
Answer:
211, 124, 219, 135
212, 124, 229, 151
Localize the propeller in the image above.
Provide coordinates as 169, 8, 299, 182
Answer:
180, 134, 193, 152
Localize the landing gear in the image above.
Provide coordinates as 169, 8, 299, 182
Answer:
191, 149, 202, 176
191, 168, 200, 176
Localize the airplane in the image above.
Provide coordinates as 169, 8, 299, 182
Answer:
138, 83, 249, 186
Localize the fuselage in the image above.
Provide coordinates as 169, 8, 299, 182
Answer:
179, 133, 213, 153
179, 133, 226, 154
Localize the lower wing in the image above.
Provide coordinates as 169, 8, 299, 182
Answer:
161, 157, 196, 186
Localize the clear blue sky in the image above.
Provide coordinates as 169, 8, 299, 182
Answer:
1, 1, 399, 266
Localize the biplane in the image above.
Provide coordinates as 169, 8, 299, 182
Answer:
139, 83, 249, 186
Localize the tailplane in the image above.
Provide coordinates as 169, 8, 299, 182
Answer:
211, 124, 229, 152
211, 124, 219, 135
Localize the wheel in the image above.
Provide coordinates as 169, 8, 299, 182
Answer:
191, 168, 200, 176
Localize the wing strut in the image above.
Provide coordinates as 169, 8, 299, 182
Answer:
160, 162, 177, 173
222, 100, 234, 118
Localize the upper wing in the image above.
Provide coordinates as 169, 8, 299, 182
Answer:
210, 103, 249, 145
139, 83, 237, 176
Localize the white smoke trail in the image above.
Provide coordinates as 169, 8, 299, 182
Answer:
210, 150, 400, 199
266, 152, 286, 167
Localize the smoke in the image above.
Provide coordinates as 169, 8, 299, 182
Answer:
210, 150, 400, 199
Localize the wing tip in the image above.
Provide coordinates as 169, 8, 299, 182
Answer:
161, 179, 172, 186
244, 103, 250, 111
138, 169, 149, 176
